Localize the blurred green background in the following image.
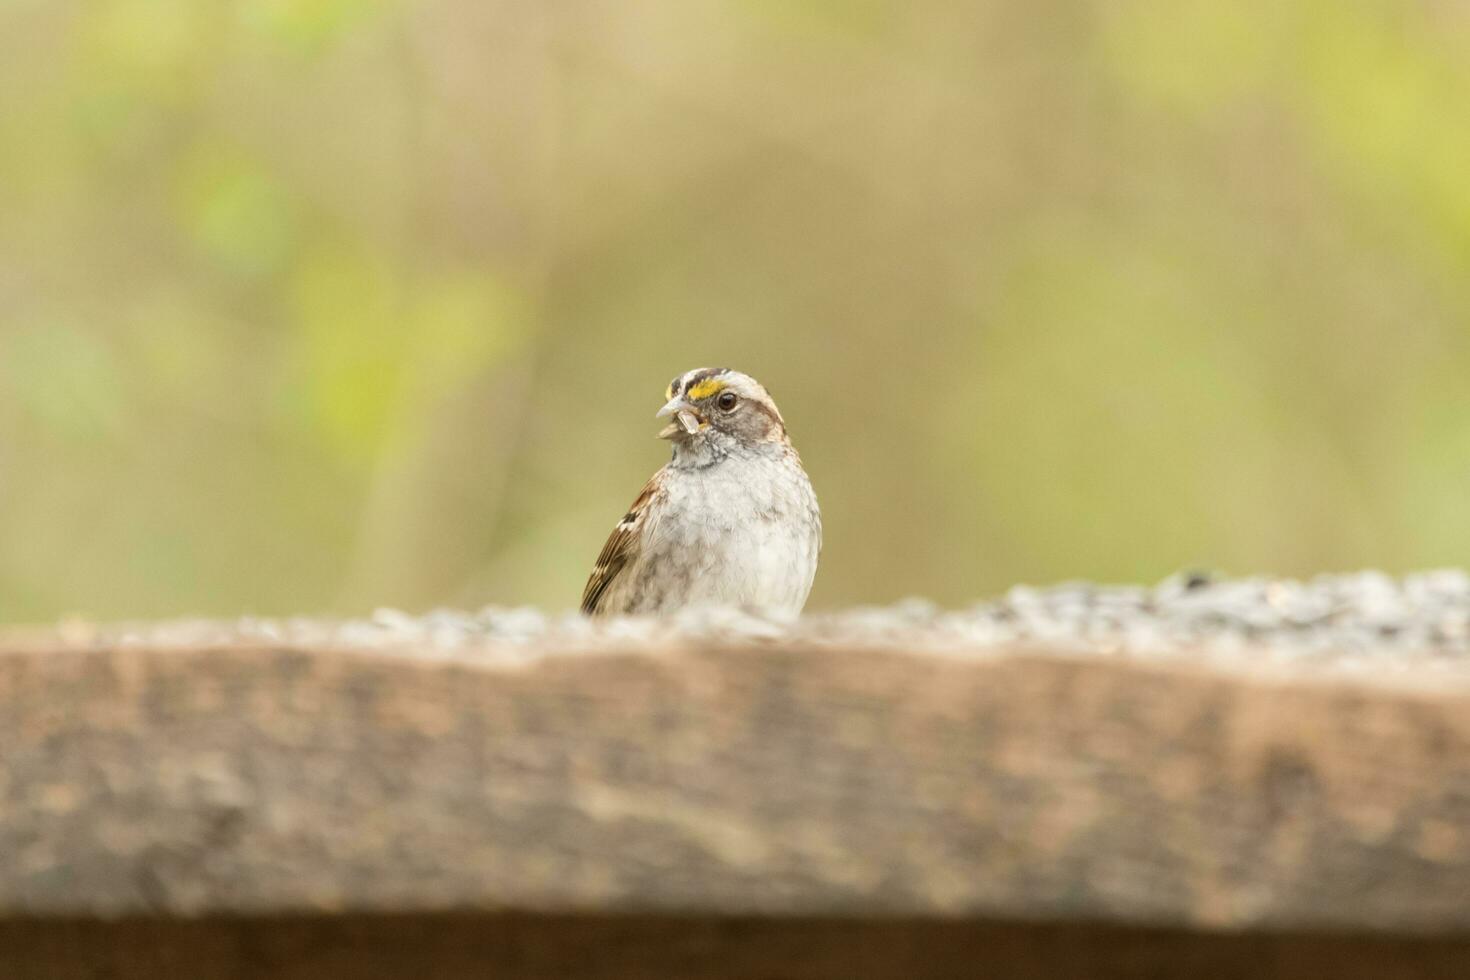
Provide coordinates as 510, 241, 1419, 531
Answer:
2, 0, 1468, 623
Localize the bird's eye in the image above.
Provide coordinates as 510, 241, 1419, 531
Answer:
716, 391, 738, 412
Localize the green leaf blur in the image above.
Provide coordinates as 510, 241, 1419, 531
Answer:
2, 0, 1469, 621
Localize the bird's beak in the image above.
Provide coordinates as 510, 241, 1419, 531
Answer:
656, 397, 703, 439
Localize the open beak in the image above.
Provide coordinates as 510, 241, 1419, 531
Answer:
656, 397, 703, 439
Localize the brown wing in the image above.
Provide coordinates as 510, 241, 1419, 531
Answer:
580, 474, 661, 615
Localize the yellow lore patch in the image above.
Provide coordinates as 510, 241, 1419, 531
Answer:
685, 378, 727, 401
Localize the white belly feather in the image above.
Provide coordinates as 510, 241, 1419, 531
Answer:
626, 452, 820, 616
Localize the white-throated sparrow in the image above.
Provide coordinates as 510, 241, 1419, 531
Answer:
581, 367, 821, 617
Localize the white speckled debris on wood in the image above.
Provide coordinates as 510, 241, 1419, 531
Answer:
27, 570, 1470, 682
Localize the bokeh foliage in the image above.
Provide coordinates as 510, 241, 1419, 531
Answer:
2, 0, 1469, 621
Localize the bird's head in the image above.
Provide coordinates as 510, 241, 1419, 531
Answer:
656, 367, 789, 458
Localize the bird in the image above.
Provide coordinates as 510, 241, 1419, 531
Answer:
581, 367, 821, 617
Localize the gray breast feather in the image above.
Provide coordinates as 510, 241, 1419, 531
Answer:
596, 452, 819, 617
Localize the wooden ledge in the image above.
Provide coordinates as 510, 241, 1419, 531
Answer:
2, 613, 1470, 976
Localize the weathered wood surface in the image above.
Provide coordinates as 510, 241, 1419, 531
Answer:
3, 612, 1470, 976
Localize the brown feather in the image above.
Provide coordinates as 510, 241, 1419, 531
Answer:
580, 473, 662, 615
